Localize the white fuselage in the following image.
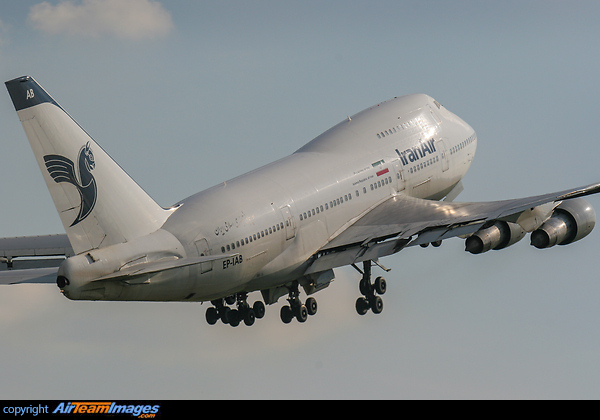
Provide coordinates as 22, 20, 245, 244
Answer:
61, 94, 476, 302
159, 94, 477, 301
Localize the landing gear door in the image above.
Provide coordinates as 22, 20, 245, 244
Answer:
280, 205, 296, 240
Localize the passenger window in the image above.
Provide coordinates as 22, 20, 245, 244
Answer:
231, 243, 235, 250
227, 244, 231, 251
236, 241, 240, 247
300, 214, 303, 221
363, 187, 367, 194
320, 205, 324, 212
221, 246, 225, 253
269, 227, 272, 234
312, 209, 315, 216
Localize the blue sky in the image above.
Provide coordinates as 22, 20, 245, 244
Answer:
1, 0, 600, 399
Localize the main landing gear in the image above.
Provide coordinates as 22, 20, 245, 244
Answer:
205, 292, 266, 327
280, 282, 318, 324
354, 260, 387, 316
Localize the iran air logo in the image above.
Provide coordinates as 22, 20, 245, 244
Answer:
44, 142, 97, 226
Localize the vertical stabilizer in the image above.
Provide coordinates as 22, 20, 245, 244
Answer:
5, 76, 172, 254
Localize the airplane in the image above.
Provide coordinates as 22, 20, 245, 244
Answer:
2, 75, 599, 327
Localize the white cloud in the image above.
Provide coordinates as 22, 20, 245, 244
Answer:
28, 0, 173, 40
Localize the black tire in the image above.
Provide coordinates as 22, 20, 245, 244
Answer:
356, 297, 369, 315
243, 308, 256, 326
220, 306, 231, 324
280, 305, 293, 324
359, 278, 371, 295
206, 307, 219, 325
253, 301, 266, 319
229, 309, 241, 327
306, 297, 317, 316
374, 277, 387, 295
296, 305, 308, 323
371, 296, 383, 314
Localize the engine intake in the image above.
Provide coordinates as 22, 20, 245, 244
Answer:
465, 221, 525, 254
531, 198, 595, 249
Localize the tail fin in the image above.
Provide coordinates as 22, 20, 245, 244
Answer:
5, 76, 172, 254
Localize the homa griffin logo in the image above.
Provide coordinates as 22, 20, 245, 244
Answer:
395, 138, 437, 165
44, 141, 97, 226
52, 402, 160, 417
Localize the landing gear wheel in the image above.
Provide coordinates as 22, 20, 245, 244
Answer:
243, 308, 256, 326
371, 296, 384, 314
356, 297, 369, 315
220, 306, 231, 324
229, 309, 241, 327
206, 307, 219, 325
359, 278, 371, 295
296, 305, 308, 323
253, 301, 266, 319
281, 305, 294, 324
306, 297, 318, 316
374, 277, 387, 295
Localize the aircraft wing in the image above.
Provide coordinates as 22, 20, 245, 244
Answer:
305, 182, 600, 274
0, 234, 72, 284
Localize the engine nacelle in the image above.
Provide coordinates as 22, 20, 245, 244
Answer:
530, 198, 596, 249
465, 221, 526, 254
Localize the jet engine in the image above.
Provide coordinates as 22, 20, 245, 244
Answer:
530, 198, 596, 249
465, 220, 526, 254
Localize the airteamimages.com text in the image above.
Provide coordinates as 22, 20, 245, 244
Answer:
2, 402, 161, 418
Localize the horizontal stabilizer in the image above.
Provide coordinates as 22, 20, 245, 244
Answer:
0, 234, 73, 259
0, 267, 58, 285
